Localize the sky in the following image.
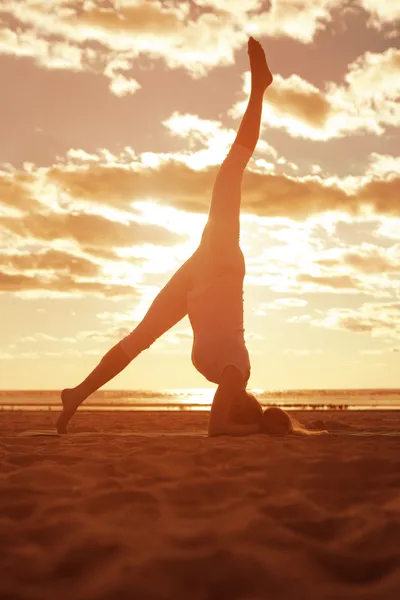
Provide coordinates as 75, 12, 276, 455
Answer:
0, 0, 399, 391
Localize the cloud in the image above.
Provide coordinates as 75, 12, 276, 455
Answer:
272, 297, 309, 308
366, 154, 400, 180
231, 74, 330, 141
0, 209, 192, 297
245, 213, 400, 297
0, 170, 37, 212
103, 56, 141, 96
0, 27, 85, 71
195, 0, 263, 14
316, 243, 400, 275
297, 273, 359, 290
20, 333, 58, 343
4, 210, 183, 247
0, 0, 243, 79
1, 0, 394, 90
0, 249, 101, 278
374, 217, 400, 241
342, 47, 400, 101
0, 269, 138, 297
45, 159, 218, 213
312, 302, 400, 338
322, 47, 400, 136
107, 72, 141, 96
35, 144, 355, 220
162, 113, 239, 169
0, 24, 142, 97
284, 348, 323, 356
287, 314, 312, 324
260, 298, 309, 311
246, 0, 399, 42
231, 48, 400, 140
264, 75, 332, 130
3, 145, 400, 242
358, 0, 400, 27
77, 325, 134, 343
292, 240, 400, 295
243, 172, 353, 218
71, 0, 189, 39
32, 158, 356, 220
358, 177, 400, 217
163, 112, 278, 169
247, 0, 347, 43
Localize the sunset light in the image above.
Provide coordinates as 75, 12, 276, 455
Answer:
1, 3, 400, 599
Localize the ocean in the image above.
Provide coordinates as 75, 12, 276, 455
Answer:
1, 389, 400, 411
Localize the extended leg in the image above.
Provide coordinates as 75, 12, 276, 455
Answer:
204, 37, 273, 246
56, 256, 196, 433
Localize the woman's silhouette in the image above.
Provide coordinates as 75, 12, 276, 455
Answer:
57, 37, 274, 435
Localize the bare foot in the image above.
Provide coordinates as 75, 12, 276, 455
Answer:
248, 36, 273, 91
56, 388, 81, 434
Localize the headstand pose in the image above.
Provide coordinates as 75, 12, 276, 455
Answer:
58, 38, 306, 437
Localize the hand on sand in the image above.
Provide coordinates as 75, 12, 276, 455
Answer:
248, 36, 273, 91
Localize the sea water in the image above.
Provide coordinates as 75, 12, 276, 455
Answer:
1, 389, 400, 411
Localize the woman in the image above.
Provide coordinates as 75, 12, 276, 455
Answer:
57, 37, 273, 435
211, 391, 326, 437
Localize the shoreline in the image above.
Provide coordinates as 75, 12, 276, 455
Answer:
2, 405, 400, 412
2, 409, 399, 435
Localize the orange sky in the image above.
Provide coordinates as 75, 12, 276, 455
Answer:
1, 0, 399, 390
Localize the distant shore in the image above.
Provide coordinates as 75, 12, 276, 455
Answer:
2, 388, 400, 413
2, 403, 400, 412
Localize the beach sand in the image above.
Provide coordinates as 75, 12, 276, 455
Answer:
1, 410, 399, 600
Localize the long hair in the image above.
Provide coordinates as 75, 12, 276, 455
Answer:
261, 406, 327, 436
231, 393, 327, 436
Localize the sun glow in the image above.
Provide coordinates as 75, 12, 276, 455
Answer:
133, 199, 206, 242
101, 261, 142, 285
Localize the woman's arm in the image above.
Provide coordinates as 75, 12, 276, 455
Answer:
208, 366, 259, 437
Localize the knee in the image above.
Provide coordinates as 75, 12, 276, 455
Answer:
119, 327, 155, 358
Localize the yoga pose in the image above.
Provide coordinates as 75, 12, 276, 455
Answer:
57, 37, 278, 436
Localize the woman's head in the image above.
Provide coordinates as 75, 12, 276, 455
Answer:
260, 407, 293, 436
230, 390, 263, 424
230, 392, 293, 436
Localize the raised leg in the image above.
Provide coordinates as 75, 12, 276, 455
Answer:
204, 37, 272, 248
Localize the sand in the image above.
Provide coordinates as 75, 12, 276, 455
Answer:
1, 410, 399, 600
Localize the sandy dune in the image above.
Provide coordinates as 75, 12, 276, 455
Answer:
1, 410, 399, 600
